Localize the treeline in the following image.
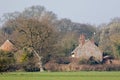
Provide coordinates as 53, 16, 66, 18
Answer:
0, 5, 120, 72
95, 18, 120, 59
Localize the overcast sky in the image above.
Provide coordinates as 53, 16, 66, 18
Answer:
0, 0, 120, 25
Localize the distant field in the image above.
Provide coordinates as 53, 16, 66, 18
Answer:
0, 71, 120, 80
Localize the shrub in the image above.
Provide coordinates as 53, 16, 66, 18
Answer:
79, 59, 88, 64
105, 64, 120, 71
88, 56, 100, 65
23, 62, 40, 72
44, 61, 59, 71
79, 57, 100, 65
0, 50, 15, 72
55, 57, 70, 64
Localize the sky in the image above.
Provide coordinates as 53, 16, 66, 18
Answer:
0, 0, 120, 25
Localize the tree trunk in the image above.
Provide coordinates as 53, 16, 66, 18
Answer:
32, 48, 44, 72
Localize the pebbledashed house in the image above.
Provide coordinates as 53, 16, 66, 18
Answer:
71, 34, 103, 62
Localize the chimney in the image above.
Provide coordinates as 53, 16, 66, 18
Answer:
79, 34, 85, 46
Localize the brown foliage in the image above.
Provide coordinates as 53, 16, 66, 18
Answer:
44, 60, 120, 71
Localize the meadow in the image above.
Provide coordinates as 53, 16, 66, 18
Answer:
0, 71, 120, 80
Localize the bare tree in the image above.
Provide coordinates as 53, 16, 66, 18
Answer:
11, 18, 56, 71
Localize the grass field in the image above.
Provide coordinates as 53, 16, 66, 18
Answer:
0, 71, 120, 80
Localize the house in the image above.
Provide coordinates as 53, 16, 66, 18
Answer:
71, 34, 103, 62
0, 40, 16, 52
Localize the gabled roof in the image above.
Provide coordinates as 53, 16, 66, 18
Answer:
71, 39, 103, 61
0, 40, 16, 52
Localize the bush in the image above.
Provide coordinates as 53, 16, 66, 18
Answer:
44, 61, 59, 71
23, 62, 40, 72
0, 50, 15, 72
79, 59, 88, 64
55, 57, 70, 64
17, 48, 40, 72
88, 56, 100, 65
79, 57, 100, 65
45, 60, 120, 71
105, 64, 120, 71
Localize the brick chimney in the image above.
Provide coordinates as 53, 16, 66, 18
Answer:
79, 34, 85, 46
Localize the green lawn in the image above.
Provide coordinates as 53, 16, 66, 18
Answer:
0, 71, 120, 80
